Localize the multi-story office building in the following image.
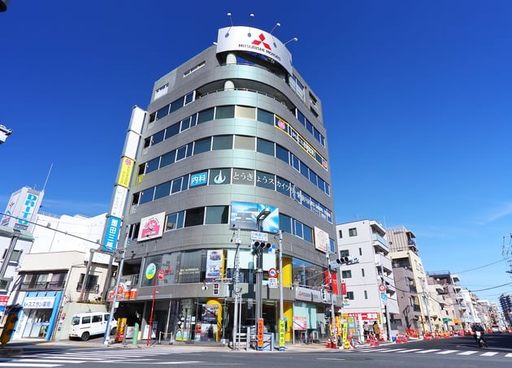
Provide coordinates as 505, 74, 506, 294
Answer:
336, 220, 399, 340
113, 25, 338, 344
388, 226, 430, 335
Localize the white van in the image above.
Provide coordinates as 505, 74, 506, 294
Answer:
69, 312, 117, 341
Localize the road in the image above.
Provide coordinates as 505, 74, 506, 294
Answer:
0, 334, 510, 367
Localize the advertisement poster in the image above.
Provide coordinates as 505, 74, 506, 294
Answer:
205, 250, 223, 281
314, 227, 329, 253
138, 212, 165, 241
115, 318, 127, 343
116, 157, 134, 188
230, 201, 279, 233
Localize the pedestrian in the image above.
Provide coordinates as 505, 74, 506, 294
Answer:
373, 322, 381, 340
363, 322, 370, 341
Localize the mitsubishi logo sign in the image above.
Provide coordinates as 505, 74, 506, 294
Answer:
252, 33, 271, 50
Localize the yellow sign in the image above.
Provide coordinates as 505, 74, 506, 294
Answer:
257, 318, 264, 348
342, 322, 348, 345
117, 157, 134, 188
279, 319, 286, 349
115, 317, 127, 343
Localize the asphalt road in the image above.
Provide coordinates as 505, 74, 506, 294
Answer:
0, 334, 510, 368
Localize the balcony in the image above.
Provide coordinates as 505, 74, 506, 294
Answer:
372, 234, 389, 253
76, 283, 100, 294
20, 280, 66, 291
375, 253, 393, 273
412, 304, 422, 312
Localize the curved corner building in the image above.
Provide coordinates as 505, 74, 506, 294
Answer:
117, 26, 338, 344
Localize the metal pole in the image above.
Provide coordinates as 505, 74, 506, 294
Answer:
164, 299, 172, 343
147, 281, 157, 346
232, 228, 241, 350
79, 249, 95, 302
102, 253, 115, 302
103, 230, 128, 345
0, 234, 18, 280
380, 265, 392, 341
278, 230, 284, 349
327, 252, 335, 344
255, 219, 263, 346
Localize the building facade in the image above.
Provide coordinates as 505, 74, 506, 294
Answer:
336, 220, 399, 340
113, 25, 338, 344
499, 293, 512, 326
427, 272, 463, 331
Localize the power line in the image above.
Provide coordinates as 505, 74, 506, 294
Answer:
469, 282, 512, 292
0, 212, 101, 246
453, 258, 511, 274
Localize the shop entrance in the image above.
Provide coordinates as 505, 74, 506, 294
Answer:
23, 309, 52, 338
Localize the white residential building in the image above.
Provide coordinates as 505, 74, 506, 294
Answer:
336, 220, 399, 340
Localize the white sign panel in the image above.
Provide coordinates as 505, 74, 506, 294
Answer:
110, 185, 128, 218
23, 296, 55, 309
251, 231, 268, 242
1, 187, 43, 232
216, 26, 293, 74
268, 277, 278, 289
205, 250, 223, 281
314, 227, 329, 253
137, 212, 165, 241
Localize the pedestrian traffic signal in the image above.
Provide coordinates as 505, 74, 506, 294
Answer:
213, 283, 219, 295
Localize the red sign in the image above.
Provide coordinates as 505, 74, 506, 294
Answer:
341, 281, 347, 296
268, 268, 277, 278
0, 295, 9, 306
379, 284, 386, 293
257, 318, 264, 348
157, 270, 165, 280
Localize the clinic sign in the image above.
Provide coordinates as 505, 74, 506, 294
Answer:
23, 296, 55, 309
216, 26, 293, 74
0, 187, 43, 232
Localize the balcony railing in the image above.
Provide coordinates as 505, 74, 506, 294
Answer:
20, 280, 66, 291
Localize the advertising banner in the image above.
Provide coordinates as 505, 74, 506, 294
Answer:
110, 185, 128, 218
22, 296, 55, 309
205, 250, 223, 281
138, 212, 165, 241
115, 318, 127, 343
314, 227, 329, 253
279, 319, 286, 348
216, 26, 293, 74
101, 216, 122, 253
230, 201, 279, 233
116, 157, 134, 188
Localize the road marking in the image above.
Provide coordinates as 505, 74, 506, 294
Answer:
0, 364, 61, 367
457, 351, 479, 355
436, 350, 459, 355
381, 348, 408, 353
317, 358, 346, 361
395, 349, 422, 353
480, 352, 499, 357
505, 353, 512, 358
153, 362, 203, 365
18, 359, 84, 364
415, 349, 441, 354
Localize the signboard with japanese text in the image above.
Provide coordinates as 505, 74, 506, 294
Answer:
138, 212, 165, 241
116, 157, 134, 188
101, 216, 122, 253
23, 296, 55, 309
110, 185, 128, 218
190, 171, 208, 187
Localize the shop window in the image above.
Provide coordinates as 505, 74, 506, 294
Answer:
184, 207, 205, 227
197, 108, 215, 124
234, 135, 255, 150
256, 138, 274, 155
193, 137, 211, 155
205, 206, 229, 224
257, 108, 274, 125
256, 171, 275, 190
212, 135, 233, 150
235, 105, 256, 120
177, 251, 204, 283
215, 105, 235, 119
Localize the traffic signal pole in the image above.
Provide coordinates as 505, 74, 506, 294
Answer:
232, 228, 241, 350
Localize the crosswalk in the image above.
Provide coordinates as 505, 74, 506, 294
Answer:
0, 349, 201, 367
358, 347, 512, 358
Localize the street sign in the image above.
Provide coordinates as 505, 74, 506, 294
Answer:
268, 277, 278, 289
257, 318, 264, 349
380, 292, 388, 304
279, 319, 286, 350
268, 268, 277, 278
251, 231, 269, 242
378, 284, 386, 292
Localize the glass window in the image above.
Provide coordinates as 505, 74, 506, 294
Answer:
181, 174, 189, 191
152, 130, 165, 145
306, 119, 314, 134
294, 220, 303, 238
302, 192, 311, 209
235, 105, 256, 120
256, 171, 275, 190
180, 116, 192, 132
171, 177, 183, 194
154, 181, 171, 200
177, 251, 203, 283
303, 224, 313, 243
160, 150, 176, 168
177, 211, 185, 229
184, 91, 194, 105
297, 110, 306, 125
291, 154, 300, 171
185, 143, 193, 157
309, 171, 318, 186
145, 157, 160, 174
276, 176, 291, 196
149, 112, 156, 123
342, 270, 352, 279
166, 212, 178, 231
185, 207, 205, 227
314, 128, 321, 143
279, 214, 292, 234
234, 135, 255, 150
193, 137, 211, 155
156, 105, 169, 120
215, 105, 235, 119
166, 123, 180, 138
340, 250, 350, 257
205, 206, 229, 224
300, 163, 309, 179
346, 291, 354, 300
197, 108, 215, 124
232, 168, 254, 185
82, 316, 91, 324
176, 145, 187, 161
139, 187, 155, 204
349, 228, 357, 237
317, 177, 326, 193
209, 168, 231, 185
276, 145, 289, 164
256, 138, 274, 155
92, 315, 102, 323
212, 135, 233, 150
144, 137, 151, 148
325, 182, 330, 196
169, 96, 184, 113
257, 109, 274, 125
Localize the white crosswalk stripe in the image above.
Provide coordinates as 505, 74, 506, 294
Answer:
505, 353, 512, 358
361, 347, 511, 359
457, 351, 479, 355
395, 349, 422, 353
436, 350, 459, 355
480, 352, 499, 357
415, 349, 440, 353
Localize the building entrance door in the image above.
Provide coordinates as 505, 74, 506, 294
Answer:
23, 309, 52, 338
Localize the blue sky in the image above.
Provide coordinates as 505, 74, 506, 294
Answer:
1, 1, 511, 301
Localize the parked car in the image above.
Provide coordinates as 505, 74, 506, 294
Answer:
69, 312, 117, 341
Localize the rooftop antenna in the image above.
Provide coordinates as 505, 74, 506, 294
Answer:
225, 12, 234, 37
284, 37, 299, 46
248, 13, 255, 37
42, 162, 53, 193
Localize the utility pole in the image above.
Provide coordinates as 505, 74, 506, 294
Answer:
79, 249, 95, 302
421, 277, 433, 333
103, 229, 128, 345
278, 230, 285, 350
326, 252, 336, 343
232, 228, 241, 350
379, 264, 392, 341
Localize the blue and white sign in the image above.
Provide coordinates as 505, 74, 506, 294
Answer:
190, 171, 208, 188
230, 201, 279, 233
102, 216, 122, 253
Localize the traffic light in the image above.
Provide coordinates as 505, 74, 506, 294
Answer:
251, 241, 272, 255
336, 256, 358, 265
213, 283, 220, 295
0, 311, 18, 346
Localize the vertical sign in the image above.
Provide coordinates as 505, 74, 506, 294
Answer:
101, 216, 122, 253
279, 319, 286, 349
257, 318, 264, 349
